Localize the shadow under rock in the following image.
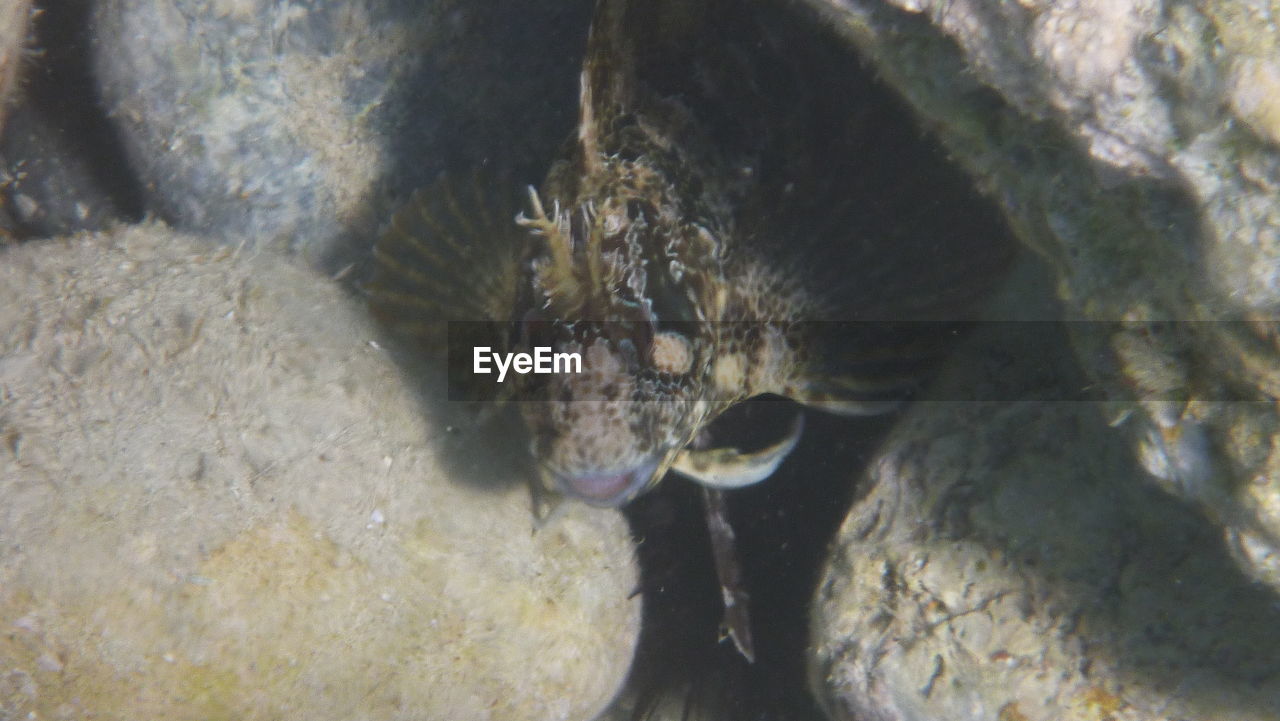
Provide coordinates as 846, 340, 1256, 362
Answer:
368, 325, 534, 498
1, 0, 144, 238
323, 0, 591, 281
621, 401, 898, 721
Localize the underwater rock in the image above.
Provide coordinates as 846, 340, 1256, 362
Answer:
0, 0, 31, 235
802, 0, 1280, 590
0, 0, 28, 128
89, 0, 587, 269
809, 263, 1280, 721
89, 0, 405, 263
0, 223, 638, 720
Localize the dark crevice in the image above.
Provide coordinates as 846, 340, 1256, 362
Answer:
6, 0, 145, 234
625, 403, 896, 721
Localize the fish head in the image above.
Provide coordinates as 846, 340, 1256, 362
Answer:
513, 177, 724, 506
519, 322, 713, 507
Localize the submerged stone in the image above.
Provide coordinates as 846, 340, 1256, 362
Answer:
803, 0, 1280, 598
0, 224, 638, 720
810, 263, 1280, 721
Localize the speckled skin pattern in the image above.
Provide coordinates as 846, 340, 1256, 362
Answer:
371, 0, 1007, 509
517, 93, 817, 505
375, 0, 824, 507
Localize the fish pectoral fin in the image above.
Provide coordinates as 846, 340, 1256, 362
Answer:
788, 374, 911, 417
702, 487, 755, 663
671, 413, 804, 489
370, 171, 524, 350
370, 171, 528, 403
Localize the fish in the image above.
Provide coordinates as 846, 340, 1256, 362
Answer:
371, 0, 1011, 661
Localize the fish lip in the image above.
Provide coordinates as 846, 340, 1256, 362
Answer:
553, 459, 661, 507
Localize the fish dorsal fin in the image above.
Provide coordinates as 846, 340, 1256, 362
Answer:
671, 413, 805, 489
579, 0, 635, 172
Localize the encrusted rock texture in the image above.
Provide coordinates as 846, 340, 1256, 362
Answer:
803, 2, 1280, 711
0, 0, 28, 123
2, 1, 628, 718
0, 225, 638, 720
805, 0, 1280, 616
0, 0, 31, 234
89, 0, 588, 270
809, 263, 1280, 721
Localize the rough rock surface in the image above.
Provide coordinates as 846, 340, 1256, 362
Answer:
0, 224, 638, 720
804, 0, 1280, 596
0, 0, 31, 235
809, 263, 1280, 721
90, 0, 588, 269
0, 0, 27, 126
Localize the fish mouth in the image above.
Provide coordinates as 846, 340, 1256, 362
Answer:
552, 459, 661, 507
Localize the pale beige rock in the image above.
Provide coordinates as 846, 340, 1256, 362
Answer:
0, 0, 30, 237
809, 265, 1280, 721
0, 0, 28, 131
802, 0, 1280, 597
0, 223, 639, 720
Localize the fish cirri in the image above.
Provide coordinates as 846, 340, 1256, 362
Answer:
371, 0, 1010, 508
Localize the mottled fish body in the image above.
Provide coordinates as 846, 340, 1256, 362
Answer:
372, 0, 1012, 663
375, 0, 963, 508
